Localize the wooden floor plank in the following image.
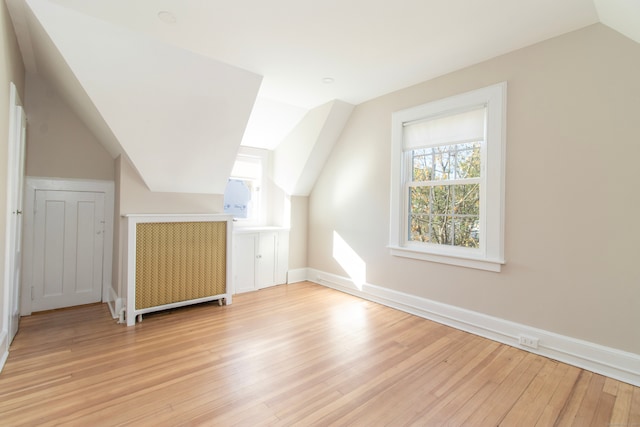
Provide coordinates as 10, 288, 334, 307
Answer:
0, 282, 637, 426
589, 391, 616, 427
464, 352, 547, 426
609, 382, 634, 426
534, 365, 582, 427
499, 358, 560, 426
629, 386, 640, 425
572, 373, 607, 426
555, 370, 594, 426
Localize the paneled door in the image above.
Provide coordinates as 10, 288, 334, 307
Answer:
30, 190, 105, 312
6, 83, 26, 344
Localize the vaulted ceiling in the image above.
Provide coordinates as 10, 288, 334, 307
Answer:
5, 0, 639, 195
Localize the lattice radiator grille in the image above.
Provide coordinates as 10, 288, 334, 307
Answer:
135, 221, 227, 310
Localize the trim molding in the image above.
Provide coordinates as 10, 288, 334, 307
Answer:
106, 286, 122, 319
287, 268, 309, 284
0, 330, 7, 373
305, 268, 640, 387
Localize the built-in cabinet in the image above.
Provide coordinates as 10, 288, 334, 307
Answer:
233, 227, 289, 293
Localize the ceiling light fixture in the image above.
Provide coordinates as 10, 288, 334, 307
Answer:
157, 11, 177, 24
322, 77, 335, 84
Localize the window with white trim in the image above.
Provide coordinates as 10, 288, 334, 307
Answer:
389, 83, 506, 272
224, 147, 267, 225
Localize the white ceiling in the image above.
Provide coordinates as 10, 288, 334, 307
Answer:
5, 0, 638, 193
35, 0, 603, 109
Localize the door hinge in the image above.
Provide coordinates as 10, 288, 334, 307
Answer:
31, 286, 34, 301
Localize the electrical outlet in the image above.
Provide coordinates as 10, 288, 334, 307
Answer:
519, 335, 539, 349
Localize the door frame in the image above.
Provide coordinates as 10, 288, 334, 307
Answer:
2, 82, 26, 366
22, 177, 114, 315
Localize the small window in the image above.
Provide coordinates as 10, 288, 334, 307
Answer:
224, 150, 264, 223
389, 83, 506, 272
224, 179, 252, 218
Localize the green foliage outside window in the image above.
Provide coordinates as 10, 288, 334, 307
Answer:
409, 142, 481, 248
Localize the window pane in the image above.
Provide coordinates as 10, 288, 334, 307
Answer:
432, 185, 452, 215
412, 151, 432, 181
409, 214, 430, 242
224, 179, 252, 218
413, 142, 480, 182
453, 184, 480, 215
433, 147, 453, 180
454, 217, 480, 248
454, 143, 481, 179
410, 187, 431, 215
408, 149, 482, 248
408, 183, 481, 247
430, 215, 452, 245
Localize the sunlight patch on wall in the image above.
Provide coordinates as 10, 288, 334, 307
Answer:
332, 231, 366, 291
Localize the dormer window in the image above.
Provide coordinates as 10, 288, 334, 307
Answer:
224, 147, 267, 225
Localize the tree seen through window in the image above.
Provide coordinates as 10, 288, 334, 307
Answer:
408, 142, 481, 247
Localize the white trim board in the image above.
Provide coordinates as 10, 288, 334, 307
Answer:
287, 268, 309, 284
106, 286, 124, 320
305, 268, 640, 387
0, 331, 8, 373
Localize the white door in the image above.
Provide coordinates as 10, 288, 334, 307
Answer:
233, 233, 258, 293
6, 84, 26, 343
31, 190, 105, 311
256, 231, 277, 289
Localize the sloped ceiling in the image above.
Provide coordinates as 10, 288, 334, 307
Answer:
273, 100, 354, 196
593, 0, 640, 43
13, 0, 261, 194
5, 0, 638, 195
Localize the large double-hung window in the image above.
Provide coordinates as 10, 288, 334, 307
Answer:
389, 83, 506, 271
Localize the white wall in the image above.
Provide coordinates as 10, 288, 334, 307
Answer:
288, 196, 308, 270
24, 73, 114, 181
308, 24, 640, 356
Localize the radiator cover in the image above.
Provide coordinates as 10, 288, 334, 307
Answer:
124, 214, 233, 326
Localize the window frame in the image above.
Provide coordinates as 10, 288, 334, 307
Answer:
389, 82, 507, 272
225, 147, 268, 226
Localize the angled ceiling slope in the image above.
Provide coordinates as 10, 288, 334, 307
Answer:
593, 0, 640, 43
7, 0, 124, 160
10, 0, 638, 196
22, 0, 262, 194
273, 100, 354, 196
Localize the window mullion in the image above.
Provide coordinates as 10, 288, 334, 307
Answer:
407, 177, 480, 187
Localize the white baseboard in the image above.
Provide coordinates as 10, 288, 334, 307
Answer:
305, 268, 640, 387
287, 268, 309, 284
0, 330, 8, 373
106, 287, 123, 320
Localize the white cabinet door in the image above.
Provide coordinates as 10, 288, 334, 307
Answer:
256, 232, 277, 289
233, 233, 258, 293
232, 229, 289, 294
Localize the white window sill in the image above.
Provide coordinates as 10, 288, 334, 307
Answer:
388, 245, 504, 272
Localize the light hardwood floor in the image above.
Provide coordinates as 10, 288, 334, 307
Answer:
0, 282, 638, 426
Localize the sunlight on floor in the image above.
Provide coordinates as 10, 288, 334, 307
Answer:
332, 231, 366, 291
